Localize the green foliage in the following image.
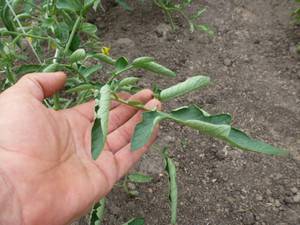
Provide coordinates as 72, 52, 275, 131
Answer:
116, 0, 213, 34
163, 148, 177, 225
159, 75, 210, 101
128, 172, 153, 183
89, 198, 106, 225
293, 0, 300, 24
92, 84, 111, 159
122, 218, 145, 225
131, 105, 287, 156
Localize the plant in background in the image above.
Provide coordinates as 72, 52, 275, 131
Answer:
293, 0, 300, 23
0, 0, 287, 225
293, 0, 300, 52
116, 0, 213, 34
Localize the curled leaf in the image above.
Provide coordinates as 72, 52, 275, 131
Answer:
119, 77, 139, 87
163, 148, 177, 225
131, 105, 287, 156
134, 61, 176, 77
132, 57, 154, 67
128, 173, 152, 183
92, 84, 111, 159
43, 63, 59, 72
70, 48, 86, 63
160, 75, 210, 101
93, 53, 116, 65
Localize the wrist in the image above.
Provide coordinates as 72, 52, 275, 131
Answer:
0, 169, 23, 225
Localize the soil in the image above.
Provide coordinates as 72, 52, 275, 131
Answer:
75, 0, 300, 224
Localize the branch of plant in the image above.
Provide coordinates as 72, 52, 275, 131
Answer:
0, 30, 52, 41
5, 0, 42, 64
64, 16, 81, 54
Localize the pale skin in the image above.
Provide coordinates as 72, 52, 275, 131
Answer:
0, 72, 161, 225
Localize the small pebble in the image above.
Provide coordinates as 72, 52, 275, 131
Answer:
293, 193, 300, 203
223, 58, 232, 66
127, 182, 136, 190
255, 194, 263, 201
291, 187, 298, 194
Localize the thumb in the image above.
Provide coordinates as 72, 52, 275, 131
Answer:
13, 72, 66, 101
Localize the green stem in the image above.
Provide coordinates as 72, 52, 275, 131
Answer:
52, 49, 61, 110
5, 0, 42, 64
153, 0, 175, 30
64, 16, 81, 54
6, 66, 16, 84
0, 30, 50, 40
107, 65, 134, 84
112, 94, 148, 111
123, 176, 130, 194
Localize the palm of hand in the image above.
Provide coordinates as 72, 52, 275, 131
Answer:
0, 73, 159, 225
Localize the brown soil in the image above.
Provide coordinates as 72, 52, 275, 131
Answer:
76, 0, 300, 224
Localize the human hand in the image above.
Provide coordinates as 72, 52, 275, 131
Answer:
0, 72, 160, 225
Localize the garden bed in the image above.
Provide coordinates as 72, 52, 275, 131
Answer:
74, 0, 300, 224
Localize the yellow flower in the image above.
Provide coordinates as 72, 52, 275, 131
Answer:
101, 47, 111, 56
50, 41, 56, 50
27, 37, 32, 44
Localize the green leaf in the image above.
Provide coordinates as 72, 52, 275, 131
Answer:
131, 105, 287, 156
115, 56, 129, 71
42, 63, 60, 72
0, 2, 18, 42
89, 198, 106, 225
132, 57, 154, 67
54, 22, 70, 44
91, 118, 102, 160
69, 34, 81, 52
128, 173, 152, 183
163, 148, 177, 225
16, 64, 43, 75
70, 48, 86, 63
131, 111, 164, 151
123, 218, 144, 225
119, 77, 139, 87
134, 61, 176, 77
80, 22, 97, 35
116, 0, 133, 11
192, 7, 207, 19
65, 83, 95, 93
159, 75, 210, 101
56, 0, 82, 12
92, 84, 111, 160
225, 128, 287, 156
79, 64, 102, 78
195, 24, 214, 36
93, 53, 116, 65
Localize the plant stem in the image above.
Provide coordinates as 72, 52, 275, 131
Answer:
153, 0, 175, 30
5, 0, 42, 64
0, 30, 50, 40
107, 65, 134, 84
5, 66, 16, 84
52, 49, 61, 110
64, 16, 81, 54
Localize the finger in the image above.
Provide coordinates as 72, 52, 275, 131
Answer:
95, 126, 158, 186
69, 92, 131, 123
14, 72, 66, 101
114, 126, 159, 180
108, 89, 153, 132
105, 99, 161, 153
